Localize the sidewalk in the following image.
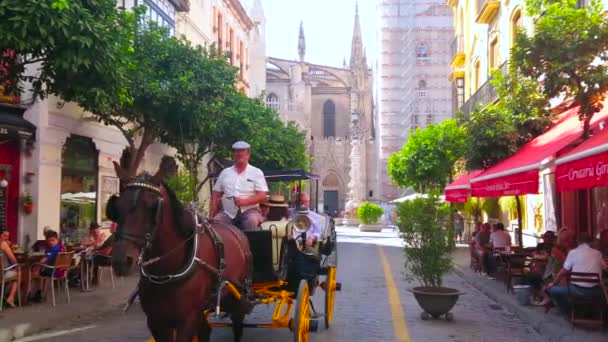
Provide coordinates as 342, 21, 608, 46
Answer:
0, 276, 137, 342
451, 247, 607, 342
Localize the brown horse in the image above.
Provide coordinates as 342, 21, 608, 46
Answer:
109, 160, 252, 342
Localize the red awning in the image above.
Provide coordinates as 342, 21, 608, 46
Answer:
555, 128, 608, 192
471, 103, 608, 197
444, 170, 483, 203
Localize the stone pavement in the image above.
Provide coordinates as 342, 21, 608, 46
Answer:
23, 241, 549, 342
0, 275, 137, 341
451, 247, 608, 342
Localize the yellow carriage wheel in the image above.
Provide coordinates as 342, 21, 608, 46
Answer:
324, 266, 337, 329
293, 280, 311, 342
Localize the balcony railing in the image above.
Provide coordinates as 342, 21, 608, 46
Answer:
476, 0, 500, 24
459, 62, 507, 117
450, 35, 465, 67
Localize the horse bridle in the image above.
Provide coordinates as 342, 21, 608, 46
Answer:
117, 180, 221, 285
115, 181, 164, 249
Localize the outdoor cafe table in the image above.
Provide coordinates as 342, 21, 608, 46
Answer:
14, 252, 45, 305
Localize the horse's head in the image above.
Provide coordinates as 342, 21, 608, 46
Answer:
109, 157, 177, 276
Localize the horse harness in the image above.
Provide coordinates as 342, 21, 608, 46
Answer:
121, 181, 226, 286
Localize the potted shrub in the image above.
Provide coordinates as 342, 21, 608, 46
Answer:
21, 191, 33, 214
357, 201, 384, 232
397, 195, 463, 321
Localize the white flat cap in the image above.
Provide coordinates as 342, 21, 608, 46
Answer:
232, 141, 251, 150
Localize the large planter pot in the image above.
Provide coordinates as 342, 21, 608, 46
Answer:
408, 286, 464, 321
358, 223, 384, 232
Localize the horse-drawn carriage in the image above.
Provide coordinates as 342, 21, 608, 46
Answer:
207, 169, 340, 342
109, 162, 339, 342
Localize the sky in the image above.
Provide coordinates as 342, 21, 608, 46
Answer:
244, 0, 378, 68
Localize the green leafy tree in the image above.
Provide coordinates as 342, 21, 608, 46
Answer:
0, 0, 134, 105
211, 94, 310, 171
397, 196, 452, 288
513, 0, 608, 137
463, 69, 551, 246
387, 119, 466, 192
178, 92, 309, 197
82, 21, 240, 178
464, 69, 552, 170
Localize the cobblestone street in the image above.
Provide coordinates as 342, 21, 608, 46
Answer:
18, 229, 548, 342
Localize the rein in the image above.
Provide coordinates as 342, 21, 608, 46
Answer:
121, 181, 224, 285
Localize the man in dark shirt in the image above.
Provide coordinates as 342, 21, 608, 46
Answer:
475, 223, 492, 276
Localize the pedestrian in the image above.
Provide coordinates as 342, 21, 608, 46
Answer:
209, 141, 269, 231
453, 210, 464, 244
0, 228, 18, 308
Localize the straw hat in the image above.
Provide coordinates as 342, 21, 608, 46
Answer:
263, 194, 288, 208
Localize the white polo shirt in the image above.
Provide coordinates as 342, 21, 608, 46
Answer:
213, 164, 268, 218
563, 243, 605, 287
490, 230, 512, 248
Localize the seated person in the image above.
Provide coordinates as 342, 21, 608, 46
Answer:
209, 141, 269, 231
80, 222, 107, 249
290, 193, 323, 248
81, 222, 111, 285
30, 231, 64, 302
483, 223, 512, 277
546, 233, 608, 314
31, 226, 53, 252
262, 195, 289, 222
475, 223, 492, 275
0, 228, 19, 307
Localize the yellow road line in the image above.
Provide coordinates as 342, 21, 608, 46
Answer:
379, 246, 411, 342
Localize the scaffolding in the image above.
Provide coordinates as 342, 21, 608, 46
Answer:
377, 0, 454, 200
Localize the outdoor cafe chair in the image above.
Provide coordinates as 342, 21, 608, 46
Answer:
0, 253, 21, 310
29, 252, 74, 306
505, 254, 528, 293
92, 253, 114, 289
566, 272, 607, 330
469, 241, 482, 273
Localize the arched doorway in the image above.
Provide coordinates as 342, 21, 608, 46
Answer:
322, 172, 340, 215
60, 135, 98, 243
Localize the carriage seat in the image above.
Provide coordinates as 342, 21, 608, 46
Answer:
259, 220, 290, 269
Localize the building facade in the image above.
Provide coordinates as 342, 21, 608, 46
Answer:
265, 7, 379, 214
448, 0, 608, 242
0, 0, 265, 245
377, 0, 454, 201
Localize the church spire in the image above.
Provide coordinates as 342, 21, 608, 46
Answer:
350, 2, 364, 68
298, 21, 306, 62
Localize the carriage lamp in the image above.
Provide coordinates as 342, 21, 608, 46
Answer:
0, 179, 8, 188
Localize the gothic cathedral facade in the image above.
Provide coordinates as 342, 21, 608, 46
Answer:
265, 7, 378, 214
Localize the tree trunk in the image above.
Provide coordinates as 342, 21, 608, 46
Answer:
515, 195, 524, 247
127, 131, 153, 177
447, 176, 455, 250
582, 114, 592, 139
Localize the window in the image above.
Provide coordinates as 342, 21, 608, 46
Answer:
510, 9, 523, 49
229, 28, 235, 65
217, 13, 223, 51
489, 38, 499, 71
266, 93, 280, 110
474, 60, 481, 91
323, 100, 336, 137
61, 136, 98, 244
426, 114, 433, 125
416, 43, 430, 65
239, 41, 245, 80
143, 0, 176, 35
417, 80, 428, 97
